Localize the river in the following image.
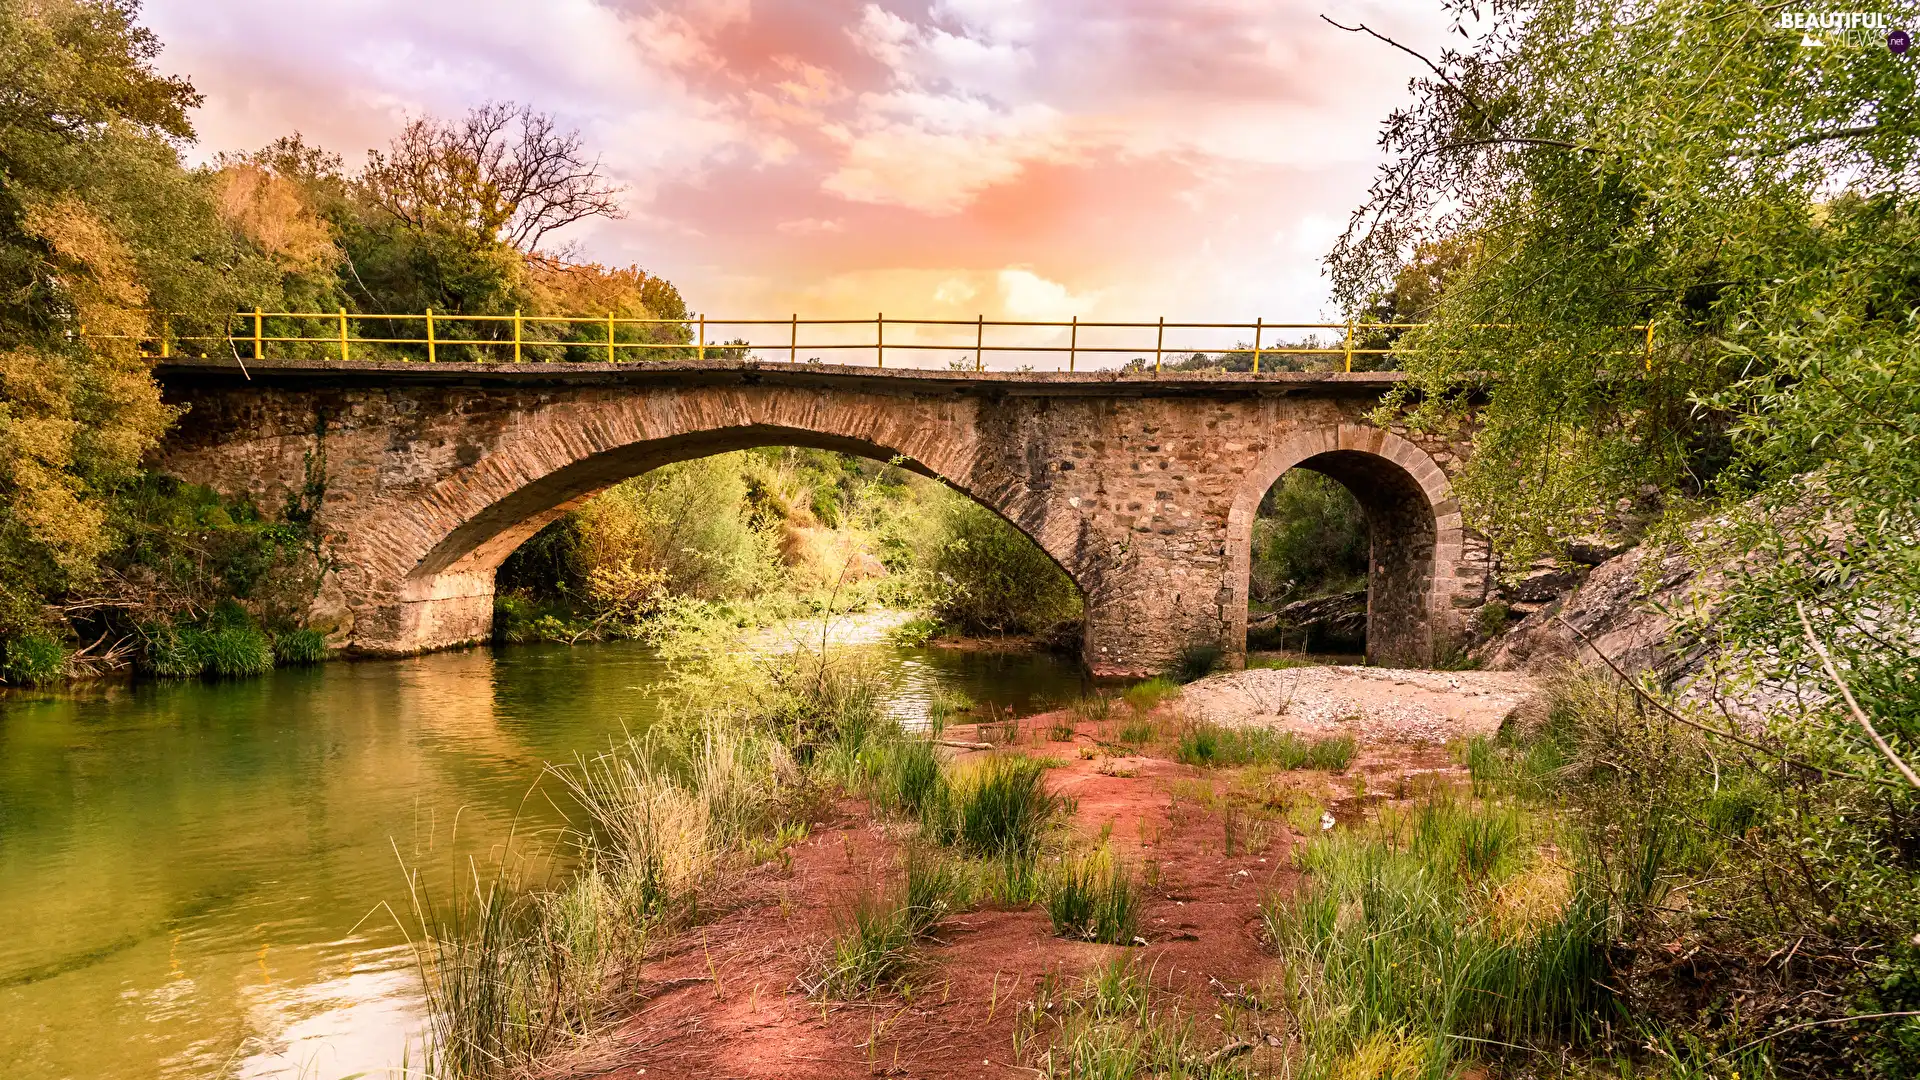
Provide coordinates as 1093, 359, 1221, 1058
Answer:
0, 634, 1086, 1079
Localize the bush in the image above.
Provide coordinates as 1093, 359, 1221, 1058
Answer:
926, 499, 1083, 636
273, 627, 330, 665
0, 631, 67, 685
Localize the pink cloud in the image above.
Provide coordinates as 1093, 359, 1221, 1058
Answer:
143, 0, 1453, 328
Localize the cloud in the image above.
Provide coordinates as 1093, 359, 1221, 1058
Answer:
142, 0, 1454, 325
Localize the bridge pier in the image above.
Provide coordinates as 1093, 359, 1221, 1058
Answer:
152, 361, 1486, 674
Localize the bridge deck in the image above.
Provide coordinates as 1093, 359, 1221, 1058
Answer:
154, 357, 1410, 398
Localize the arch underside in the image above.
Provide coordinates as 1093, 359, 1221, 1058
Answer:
1291, 450, 1439, 664
1227, 425, 1461, 668
383, 422, 1091, 657
416, 425, 946, 585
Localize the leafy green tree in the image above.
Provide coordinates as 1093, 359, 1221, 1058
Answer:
1329, 3, 1920, 1069
0, 0, 270, 638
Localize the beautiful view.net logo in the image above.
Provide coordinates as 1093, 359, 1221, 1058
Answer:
1777, 10, 1911, 52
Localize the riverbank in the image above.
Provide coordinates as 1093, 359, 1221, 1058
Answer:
509, 669, 1544, 1080
0, 636, 1091, 1080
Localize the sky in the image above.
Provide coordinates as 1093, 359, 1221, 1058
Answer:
144, 0, 1454, 358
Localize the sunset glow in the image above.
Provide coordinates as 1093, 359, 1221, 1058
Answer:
149, 0, 1450, 334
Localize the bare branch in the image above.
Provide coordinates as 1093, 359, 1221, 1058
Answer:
1796, 601, 1920, 789
1321, 16, 1489, 120
1555, 616, 1895, 787
360, 102, 624, 253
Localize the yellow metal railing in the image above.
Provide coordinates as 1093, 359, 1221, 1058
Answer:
106, 311, 1658, 375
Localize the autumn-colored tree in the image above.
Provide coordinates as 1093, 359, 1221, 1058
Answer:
0, 0, 271, 644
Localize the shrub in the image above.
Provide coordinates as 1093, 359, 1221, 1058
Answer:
1168, 643, 1224, 683
1046, 852, 1140, 945
0, 630, 67, 685
272, 627, 330, 665
926, 499, 1083, 636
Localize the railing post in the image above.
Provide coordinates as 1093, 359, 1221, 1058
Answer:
975, 315, 984, 372
513, 309, 522, 363
1343, 318, 1354, 373
160, 315, 170, 359
1252, 317, 1262, 374
1644, 320, 1655, 372
876, 312, 884, 368
1069, 315, 1077, 372
425, 308, 436, 363
338, 308, 349, 362
697, 314, 705, 362
1154, 316, 1164, 374
254, 308, 263, 361
790, 313, 798, 363
607, 311, 616, 363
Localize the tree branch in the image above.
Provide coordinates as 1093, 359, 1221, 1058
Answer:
1796, 601, 1920, 789
1322, 16, 1489, 121
1555, 616, 1895, 787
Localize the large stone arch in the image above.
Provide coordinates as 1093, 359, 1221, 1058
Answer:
330, 388, 1099, 656
1225, 424, 1465, 667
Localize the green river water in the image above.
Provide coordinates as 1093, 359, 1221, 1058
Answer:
0, 636, 1086, 1079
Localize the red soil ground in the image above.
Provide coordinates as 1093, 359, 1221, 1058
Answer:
549, 712, 1468, 1080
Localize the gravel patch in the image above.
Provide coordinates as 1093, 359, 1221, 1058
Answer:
1176, 665, 1540, 746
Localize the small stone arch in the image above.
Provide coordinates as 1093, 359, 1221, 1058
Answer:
1225, 424, 1464, 667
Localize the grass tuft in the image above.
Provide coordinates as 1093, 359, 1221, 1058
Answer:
924, 754, 1064, 857
272, 627, 330, 665
1045, 851, 1140, 945
1168, 643, 1225, 683
1122, 677, 1179, 714
1175, 722, 1354, 771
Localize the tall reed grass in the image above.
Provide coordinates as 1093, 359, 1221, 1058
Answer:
1265, 792, 1612, 1080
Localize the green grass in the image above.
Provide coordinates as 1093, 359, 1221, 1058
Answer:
814, 846, 970, 998
1265, 791, 1611, 1080
817, 893, 919, 997
1175, 723, 1355, 771
924, 754, 1065, 857
0, 630, 67, 685
1045, 851, 1140, 945
200, 625, 274, 677
272, 627, 330, 665
139, 615, 276, 679
1122, 677, 1179, 714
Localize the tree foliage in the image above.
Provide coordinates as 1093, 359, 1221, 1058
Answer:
0, 2, 689, 669
1331, 3, 1920, 1067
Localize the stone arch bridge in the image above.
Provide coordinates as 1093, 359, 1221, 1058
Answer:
153, 360, 1488, 675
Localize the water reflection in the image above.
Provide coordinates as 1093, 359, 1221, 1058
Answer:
0, 635, 1085, 1079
